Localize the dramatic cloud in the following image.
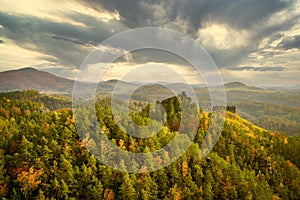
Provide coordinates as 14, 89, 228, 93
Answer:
83, 0, 291, 30
0, 0, 299, 86
79, 0, 298, 67
0, 11, 126, 67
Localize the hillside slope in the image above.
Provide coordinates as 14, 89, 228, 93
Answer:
0, 92, 299, 199
0, 66, 300, 136
0, 67, 74, 92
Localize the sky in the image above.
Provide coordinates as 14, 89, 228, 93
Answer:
0, 0, 300, 86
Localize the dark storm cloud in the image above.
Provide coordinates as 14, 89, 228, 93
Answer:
0, 11, 127, 67
80, 0, 297, 67
226, 66, 286, 72
279, 35, 300, 50
0, 0, 298, 71
83, 0, 292, 30
0, 11, 124, 44
211, 0, 290, 29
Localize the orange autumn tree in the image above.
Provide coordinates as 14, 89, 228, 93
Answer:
17, 166, 44, 197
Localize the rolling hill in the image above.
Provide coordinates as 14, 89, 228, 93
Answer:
1, 67, 300, 135
0, 67, 74, 93
0, 68, 138, 95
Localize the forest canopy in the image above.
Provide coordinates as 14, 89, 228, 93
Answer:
0, 90, 299, 199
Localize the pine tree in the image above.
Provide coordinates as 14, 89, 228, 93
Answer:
139, 175, 158, 200
119, 173, 137, 199
203, 170, 214, 200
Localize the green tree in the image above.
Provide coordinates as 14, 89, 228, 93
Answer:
119, 173, 137, 199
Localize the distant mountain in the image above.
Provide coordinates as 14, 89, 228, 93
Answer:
1, 67, 300, 135
224, 81, 247, 88
0, 68, 140, 94
224, 81, 263, 91
0, 68, 256, 93
0, 67, 74, 93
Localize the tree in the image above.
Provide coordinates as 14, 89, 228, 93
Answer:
0, 150, 8, 198
17, 166, 44, 198
139, 175, 158, 200
119, 173, 137, 199
203, 170, 214, 200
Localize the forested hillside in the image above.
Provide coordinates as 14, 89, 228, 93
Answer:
0, 91, 299, 199
234, 102, 300, 136
0, 68, 74, 93
1, 66, 299, 136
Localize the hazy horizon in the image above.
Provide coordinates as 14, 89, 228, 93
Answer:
1, 66, 300, 89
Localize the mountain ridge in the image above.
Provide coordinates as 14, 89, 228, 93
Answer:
0, 67, 261, 93
0, 67, 74, 93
